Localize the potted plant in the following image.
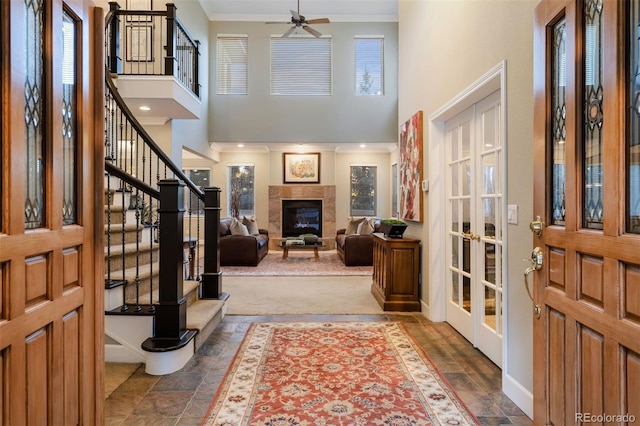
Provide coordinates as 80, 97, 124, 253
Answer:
380, 219, 408, 238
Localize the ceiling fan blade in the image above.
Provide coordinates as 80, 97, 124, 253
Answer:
266, 21, 291, 24
282, 26, 297, 37
305, 18, 330, 24
290, 9, 300, 21
303, 25, 322, 38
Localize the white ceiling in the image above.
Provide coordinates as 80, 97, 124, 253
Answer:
197, 0, 398, 22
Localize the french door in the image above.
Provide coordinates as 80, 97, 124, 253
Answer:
445, 90, 504, 368
533, 0, 640, 423
0, 0, 104, 424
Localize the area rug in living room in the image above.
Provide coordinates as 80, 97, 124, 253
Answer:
220, 249, 372, 276
201, 322, 480, 426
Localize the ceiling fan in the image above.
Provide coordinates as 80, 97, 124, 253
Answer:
266, 0, 330, 38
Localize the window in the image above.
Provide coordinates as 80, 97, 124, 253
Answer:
183, 169, 210, 214
627, 1, 640, 233
62, 10, 77, 225
355, 36, 384, 95
217, 35, 248, 95
270, 36, 332, 95
351, 165, 377, 216
228, 165, 255, 217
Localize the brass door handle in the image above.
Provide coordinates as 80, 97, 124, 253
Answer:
462, 232, 480, 242
523, 247, 543, 319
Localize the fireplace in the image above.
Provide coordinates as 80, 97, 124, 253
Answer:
282, 200, 322, 237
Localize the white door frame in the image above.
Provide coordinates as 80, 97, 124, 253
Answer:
426, 61, 508, 363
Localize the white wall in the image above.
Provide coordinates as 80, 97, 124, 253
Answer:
169, 0, 216, 161
207, 21, 398, 145
398, 0, 537, 417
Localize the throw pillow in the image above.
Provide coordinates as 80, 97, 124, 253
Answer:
219, 218, 233, 236
345, 217, 365, 235
357, 218, 375, 235
242, 216, 260, 235
229, 218, 249, 236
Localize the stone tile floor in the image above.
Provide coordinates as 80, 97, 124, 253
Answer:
105, 314, 533, 425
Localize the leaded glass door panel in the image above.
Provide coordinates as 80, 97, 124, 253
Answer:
533, 0, 640, 422
0, 0, 103, 423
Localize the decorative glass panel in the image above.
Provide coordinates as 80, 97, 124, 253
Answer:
628, 0, 640, 234
552, 18, 567, 225
350, 165, 377, 216
62, 11, 77, 225
583, 0, 604, 229
25, 0, 45, 229
228, 165, 254, 217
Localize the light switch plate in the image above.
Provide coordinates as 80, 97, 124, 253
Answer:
508, 205, 518, 224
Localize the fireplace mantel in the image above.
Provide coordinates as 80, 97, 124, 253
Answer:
268, 185, 336, 250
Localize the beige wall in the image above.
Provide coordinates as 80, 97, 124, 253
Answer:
212, 149, 393, 230
398, 0, 537, 416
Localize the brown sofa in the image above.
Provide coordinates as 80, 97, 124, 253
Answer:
335, 218, 382, 266
219, 217, 269, 266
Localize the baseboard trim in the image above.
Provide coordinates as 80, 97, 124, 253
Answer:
503, 372, 533, 420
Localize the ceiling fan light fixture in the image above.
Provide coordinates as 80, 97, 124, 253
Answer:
266, 0, 330, 39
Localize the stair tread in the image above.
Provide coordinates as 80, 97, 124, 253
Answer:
105, 241, 158, 256
106, 223, 144, 232
120, 279, 200, 305
105, 261, 160, 281
186, 299, 225, 331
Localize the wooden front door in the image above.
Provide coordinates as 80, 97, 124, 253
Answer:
533, 0, 640, 423
0, 0, 104, 424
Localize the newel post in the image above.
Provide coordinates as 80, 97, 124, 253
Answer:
200, 187, 228, 300
164, 3, 177, 77
108, 2, 122, 74
153, 179, 188, 340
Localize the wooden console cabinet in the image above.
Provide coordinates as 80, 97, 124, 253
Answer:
371, 233, 421, 311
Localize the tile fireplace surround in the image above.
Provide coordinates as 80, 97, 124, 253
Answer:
268, 185, 336, 250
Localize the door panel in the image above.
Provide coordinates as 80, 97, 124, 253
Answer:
0, 0, 103, 424
445, 91, 504, 368
534, 0, 640, 423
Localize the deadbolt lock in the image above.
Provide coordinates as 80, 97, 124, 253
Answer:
530, 215, 543, 236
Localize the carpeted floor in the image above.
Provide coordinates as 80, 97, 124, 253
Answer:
220, 249, 372, 276
221, 275, 383, 315
202, 321, 480, 425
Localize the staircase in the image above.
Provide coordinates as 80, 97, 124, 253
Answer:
102, 4, 227, 375
103, 185, 225, 375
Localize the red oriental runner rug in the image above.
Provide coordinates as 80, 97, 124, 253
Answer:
202, 322, 480, 426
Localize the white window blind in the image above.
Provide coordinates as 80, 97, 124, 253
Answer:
217, 35, 248, 95
270, 36, 332, 95
355, 36, 384, 95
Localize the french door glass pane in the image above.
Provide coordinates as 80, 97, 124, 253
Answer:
25, 0, 45, 229
552, 17, 567, 225
583, 0, 604, 230
451, 271, 460, 307
628, 0, 640, 234
62, 11, 77, 225
484, 287, 496, 331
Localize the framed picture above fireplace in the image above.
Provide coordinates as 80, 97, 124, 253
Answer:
283, 153, 320, 184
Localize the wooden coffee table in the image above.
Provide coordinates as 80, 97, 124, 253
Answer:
279, 242, 324, 261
